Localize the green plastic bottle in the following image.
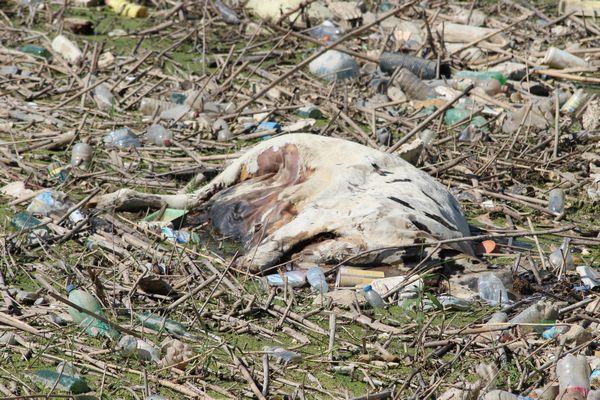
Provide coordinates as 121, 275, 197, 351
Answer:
67, 285, 119, 340
30, 370, 90, 394
11, 212, 44, 231
19, 44, 52, 60
455, 70, 507, 86
136, 312, 192, 338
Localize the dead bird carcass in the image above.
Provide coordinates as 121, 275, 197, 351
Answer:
96, 134, 473, 271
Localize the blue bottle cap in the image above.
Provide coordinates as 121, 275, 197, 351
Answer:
66, 284, 76, 293
363, 285, 372, 292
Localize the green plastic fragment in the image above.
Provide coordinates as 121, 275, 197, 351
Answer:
136, 312, 193, 338
144, 208, 188, 227
19, 44, 52, 60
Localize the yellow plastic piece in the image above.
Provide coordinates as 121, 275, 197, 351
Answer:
106, 0, 148, 18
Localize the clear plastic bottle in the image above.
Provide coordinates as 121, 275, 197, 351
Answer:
548, 188, 565, 214
27, 191, 67, 216
306, 266, 328, 293
93, 83, 114, 110
394, 68, 436, 100
263, 346, 302, 364
71, 142, 93, 167
509, 301, 558, 331
138, 98, 179, 116
308, 50, 359, 81
307, 20, 340, 43
51, 35, 83, 64
103, 127, 140, 148
557, 354, 591, 396
478, 272, 509, 306
549, 237, 574, 270
363, 285, 385, 308
214, 0, 240, 25
377, 127, 391, 146
146, 124, 173, 146
265, 270, 306, 288
117, 335, 160, 362
213, 118, 232, 141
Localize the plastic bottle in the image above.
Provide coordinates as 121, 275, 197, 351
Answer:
297, 105, 323, 119
19, 44, 52, 60
67, 285, 119, 339
103, 127, 140, 148
363, 285, 385, 308
548, 188, 565, 214
160, 104, 190, 121
264, 346, 302, 364
478, 272, 510, 306
509, 301, 558, 331
146, 124, 173, 146
30, 370, 90, 394
557, 354, 591, 396
306, 266, 328, 293
483, 390, 525, 400
138, 98, 180, 116
394, 68, 436, 100
543, 47, 588, 69
445, 108, 488, 131
51, 35, 83, 64
548, 237, 574, 270
561, 89, 589, 114
136, 312, 192, 338
454, 70, 507, 85
214, 0, 240, 25
117, 335, 160, 362
265, 270, 307, 288
11, 211, 44, 231
307, 20, 340, 43
27, 191, 67, 216
308, 50, 359, 81
93, 83, 114, 110
213, 119, 232, 141
71, 142, 93, 167
379, 52, 449, 79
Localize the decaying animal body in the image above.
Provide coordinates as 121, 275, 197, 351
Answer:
96, 134, 473, 272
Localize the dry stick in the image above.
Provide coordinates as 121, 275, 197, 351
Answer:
233, 2, 417, 114
166, 273, 217, 310
387, 84, 474, 152
226, 346, 267, 400
328, 313, 336, 361
262, 354, 270, 397
527, 217, 548, 272
46, 291, 142, 338
533, 69, 600, 84
553, 93, 560, 159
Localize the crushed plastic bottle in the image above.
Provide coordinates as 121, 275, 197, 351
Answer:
548, 188, 565, 214
363, 285, 385, 308
103, 127, 140, 149
146, 124, 173, 146
160, 338, 194, 368
27, 191, 67, 216
377, 128, 391, 146
71, 142, 93, 167
380, 52, 449, 79
213, 119, 233, 141
161, 227, 198, 244
29, 369, 90, 394
93, 83, 114, 110
548, 238, 574, 270
557, 354, 591, 397
306, 266, 328, 294
117, 335, 160, 363
138, 98, 180, 116
264, 346, 302, 365
307, 20, 340, 43
394, 68, 436, 100
265, 270, 307, 288
214, 0, 240, 25
309, 50, 359, 81
478, 273, 510, 306
51, 35, 83, 64
67, 285, 119, 340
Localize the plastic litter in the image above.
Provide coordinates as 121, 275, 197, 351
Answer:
106, 0, 147, 17
117, 335, 160, 362
478, 272, 510, 306
103, 127, 141, 148
264, 346, 302, 364
215, 0, 240, 25
29, 369, 90, 394
51, 35, 83, 64
306, 266, 328, 294
146, 124, 173, 146
308, 50, 359, 81
265, 270, 307, 288
71, 142, 93, 167
557, 354, 591, 397
363, 285, 385, 308
379, 52, 450, 79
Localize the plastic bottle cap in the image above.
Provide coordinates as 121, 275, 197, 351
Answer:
363, 285, 372, 292
66, 284, 76, 293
